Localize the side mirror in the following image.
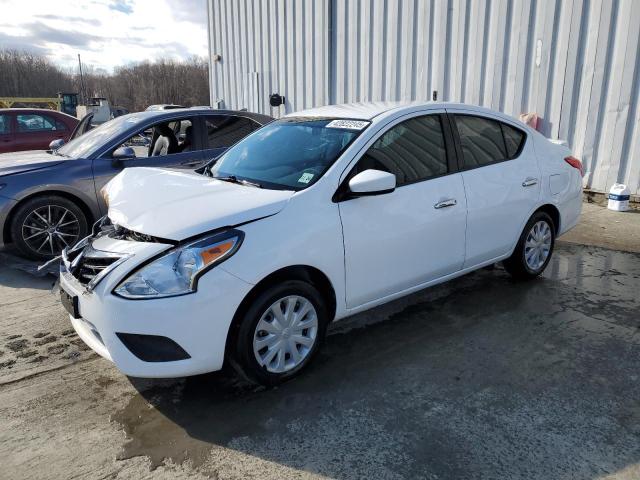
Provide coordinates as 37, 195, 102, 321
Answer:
348, 169, 396, 196
49, 139, 65, 151
112, 146, 136, 167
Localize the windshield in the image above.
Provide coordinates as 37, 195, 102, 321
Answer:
210, 118, 369, 190
58, 114, 135, 158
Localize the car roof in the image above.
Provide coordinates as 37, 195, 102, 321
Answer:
121, 108, 273, 125
0, 107, 78, 121
1, 107, 70, 115
146, 104, 183, 110
286, 101, 523, 124
285, 101, 416, 120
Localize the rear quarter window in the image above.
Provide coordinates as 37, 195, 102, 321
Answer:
502, 123, 526, 158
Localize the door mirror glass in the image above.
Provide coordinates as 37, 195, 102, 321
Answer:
348, 169, 396, 195
49, 139, 65, 151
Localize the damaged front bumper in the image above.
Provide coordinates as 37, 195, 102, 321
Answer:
58, 223, 253, 378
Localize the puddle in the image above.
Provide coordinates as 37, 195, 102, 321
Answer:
109, 244, 640, 474
112, 374, 264, 469
109, 272, 509, 471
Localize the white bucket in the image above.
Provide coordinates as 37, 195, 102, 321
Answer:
607, 183, 630, 212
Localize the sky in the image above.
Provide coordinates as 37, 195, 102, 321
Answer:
0, 0, 208, 72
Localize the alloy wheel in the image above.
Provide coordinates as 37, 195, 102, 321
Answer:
21, 205, 80, 256
524, 220, 552, 271
252, 295, 319, 373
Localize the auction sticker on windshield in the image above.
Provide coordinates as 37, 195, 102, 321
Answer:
326, 119, 369, 130
298, 172, 314, 184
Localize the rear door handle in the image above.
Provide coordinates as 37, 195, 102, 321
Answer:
434, 198, 457, 209
522, 178, 538, 187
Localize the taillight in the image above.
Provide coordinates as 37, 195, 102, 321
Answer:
564, 156, 583, 177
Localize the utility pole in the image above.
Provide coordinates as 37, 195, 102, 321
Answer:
77, 53, 87, 105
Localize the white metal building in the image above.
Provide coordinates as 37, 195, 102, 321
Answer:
207, 0, 640, 195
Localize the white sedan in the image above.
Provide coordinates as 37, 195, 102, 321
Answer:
58, 102, 583, 385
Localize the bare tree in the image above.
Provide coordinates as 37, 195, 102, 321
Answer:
0, 49, 209, 112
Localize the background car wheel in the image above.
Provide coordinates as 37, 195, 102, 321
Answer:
10, 195, 89, 260
231, 280, 329, 386
503, 211, 555, 280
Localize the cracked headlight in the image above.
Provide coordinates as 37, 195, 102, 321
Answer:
114, 230, 243, 299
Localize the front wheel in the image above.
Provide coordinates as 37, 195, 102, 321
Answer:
503, 211, 555, 280
10, 195, 89, 260
231, 280, 329, 386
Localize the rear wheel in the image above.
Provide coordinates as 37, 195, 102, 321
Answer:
503, 211, 555, 280
231, 280, 328, 386
10, 195, 89, 260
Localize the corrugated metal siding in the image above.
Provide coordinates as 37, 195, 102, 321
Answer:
208, 0, 330, 115
207, 0, 640, 194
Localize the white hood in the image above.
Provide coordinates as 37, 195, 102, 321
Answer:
104, 167, 293, 240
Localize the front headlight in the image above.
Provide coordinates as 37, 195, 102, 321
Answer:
114, 230, 243, 299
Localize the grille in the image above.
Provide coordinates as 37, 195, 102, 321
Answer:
76, 256, 120, 285
68, 245, 124, 288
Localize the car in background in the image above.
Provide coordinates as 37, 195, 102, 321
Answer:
145, 104, 184, 111
111, 106, 129, 118
0, 108, 272, 259
0, 108, 79, 154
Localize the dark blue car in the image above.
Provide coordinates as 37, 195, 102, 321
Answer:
0, 108, 272, 259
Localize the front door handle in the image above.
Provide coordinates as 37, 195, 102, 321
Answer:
522, 177, 538, 187
434, 198, 457, 209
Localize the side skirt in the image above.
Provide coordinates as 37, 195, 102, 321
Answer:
334, 253, 511, 321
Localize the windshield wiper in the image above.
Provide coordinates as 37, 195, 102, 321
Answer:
213, 175, 262, 188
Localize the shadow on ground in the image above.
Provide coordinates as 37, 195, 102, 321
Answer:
0, 250, 57, 290
110, 244, 640, 479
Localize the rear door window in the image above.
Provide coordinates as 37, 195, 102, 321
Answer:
205, 115, 260, 149
454, 115, 506, 168
454, 115, 529, 168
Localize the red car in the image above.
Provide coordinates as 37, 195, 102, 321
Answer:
0, 108, 79, 154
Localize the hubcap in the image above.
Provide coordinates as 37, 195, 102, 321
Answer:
22, 205, 80, 255
524, 220, 552, 271
253, 295, 318, 374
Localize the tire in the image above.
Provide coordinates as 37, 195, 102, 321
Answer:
10, 195, 89, 260
231, 280, 329, 386
503, 211, 555, 280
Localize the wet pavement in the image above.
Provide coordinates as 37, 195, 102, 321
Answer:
1, 242, 639, 479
